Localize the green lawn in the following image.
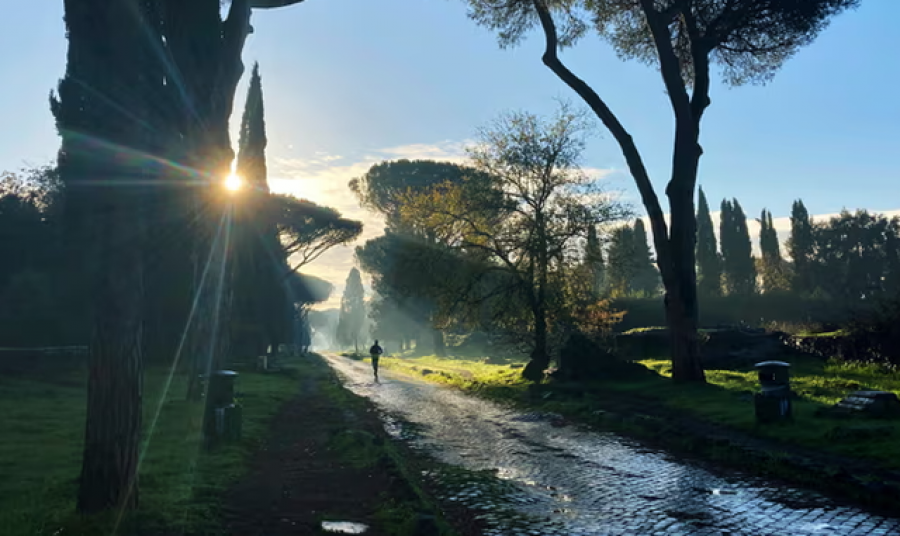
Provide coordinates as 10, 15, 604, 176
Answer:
378, 353, 900, 468
0, 362, 298, 536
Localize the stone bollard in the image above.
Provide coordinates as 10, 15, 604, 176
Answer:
754, 361, 792, 423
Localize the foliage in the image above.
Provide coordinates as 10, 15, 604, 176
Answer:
352, 160, 499, 356
0, 166, 87, 346
758, 208, 790, 293
605, 219, 657, 297
275, 195, 363, 273
397, 103, 630, 380
695, 187, 721, 297
236, 63, 269, 191
465, 0, 858, 383
349, 159, 493, 231
811, 210, 900, 303
231, 63, 291, 359
337, 268, 367, 350
629, 218, 660, 296
610, 295, 854, 333
789, 199, 816, 295
720, 198, 757, 295
584, 224, 605, 297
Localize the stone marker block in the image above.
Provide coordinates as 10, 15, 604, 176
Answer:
834, 391, 900, 418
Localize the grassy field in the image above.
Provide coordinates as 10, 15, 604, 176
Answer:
0, 361, 298, 536
377, 352, 900, 468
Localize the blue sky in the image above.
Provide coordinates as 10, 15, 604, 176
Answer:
2, 0, 898, 306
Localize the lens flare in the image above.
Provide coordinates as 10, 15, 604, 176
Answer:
224, 173, 243, 192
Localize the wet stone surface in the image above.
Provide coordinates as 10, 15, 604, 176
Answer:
326, 355, 900, 536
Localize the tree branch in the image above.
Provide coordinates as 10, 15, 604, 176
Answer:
532, 0, 672, 271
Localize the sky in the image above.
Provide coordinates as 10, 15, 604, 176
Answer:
2, 0, 898, 309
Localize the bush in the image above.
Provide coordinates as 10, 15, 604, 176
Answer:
845, 296, 900, 365
611, 294, 857, 332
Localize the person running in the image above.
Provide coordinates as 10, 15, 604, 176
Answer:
369, 340, 384, 381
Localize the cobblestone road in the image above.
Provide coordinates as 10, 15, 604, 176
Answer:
325, 355, 900, 536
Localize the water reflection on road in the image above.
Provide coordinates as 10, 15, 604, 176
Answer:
325, 355, 900, 536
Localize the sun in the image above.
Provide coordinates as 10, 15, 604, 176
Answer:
224, 172, 244, 192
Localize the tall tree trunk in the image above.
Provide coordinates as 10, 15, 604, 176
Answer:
432, 328, 446, 357
78, 188, 144, 512
522, 303, 548, 382
664, 128, 706, 382
533, 0, 707, 383
161, 0, 251, 399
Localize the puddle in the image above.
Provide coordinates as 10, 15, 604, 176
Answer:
321, 520, 369, 534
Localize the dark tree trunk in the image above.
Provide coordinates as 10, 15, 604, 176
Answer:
533, 0, 708, 383
56, 0, 151, 513
78, 191, 144, 512
433, 329, 446, 357
664, 129, 706, 382
522, 304, 549, 382
160, 0, 251, 399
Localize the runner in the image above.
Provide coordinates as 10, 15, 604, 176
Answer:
368, 340, 384, 382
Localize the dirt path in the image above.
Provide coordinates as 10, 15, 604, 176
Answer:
221, 357, 458, 536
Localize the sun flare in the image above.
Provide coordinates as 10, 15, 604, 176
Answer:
224, 173, 243, 192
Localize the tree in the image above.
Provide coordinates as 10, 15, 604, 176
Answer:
467, 0, 859, 383
51, 0, 152, 512
720, 199, 756, 295
350, 160, 494, 231
399, 105, 628, 381
275, 196, 363, 274
811, 210, 900, 303
758, 209, 788, 293
352, 160, 496, 355
789, 199, 816, 295
606, 224, 635, 297
584, 224, 605, 297
630, 218, 660, 296
51, 0, 307, 512
337, 268, 366, 352
231, 63, 292, 360
695, 187, 721, 297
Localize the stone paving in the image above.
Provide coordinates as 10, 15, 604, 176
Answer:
325, 355, 900, 536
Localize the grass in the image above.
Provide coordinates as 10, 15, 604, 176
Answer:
377, 352, 900, 469
0, 362, 299, 536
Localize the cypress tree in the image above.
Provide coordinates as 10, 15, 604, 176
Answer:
585, 224, 605, 297
696, 187, 721, 297
631, 219, 660, 296
733, 200, 755, 294
606, 225, 635, 297
721, 199, 756, 295
730, 200, 757, 295
719, 199, 734, 293
232, 63, 289, 359
758, 209, 786, 293
789, 199, 815, 295
237, 63, 269, 192
338, 268, 367, 352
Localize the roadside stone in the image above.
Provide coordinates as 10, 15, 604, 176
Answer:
829, 390, 900, 418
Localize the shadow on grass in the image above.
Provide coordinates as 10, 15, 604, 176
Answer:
0, 361, 299, 536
